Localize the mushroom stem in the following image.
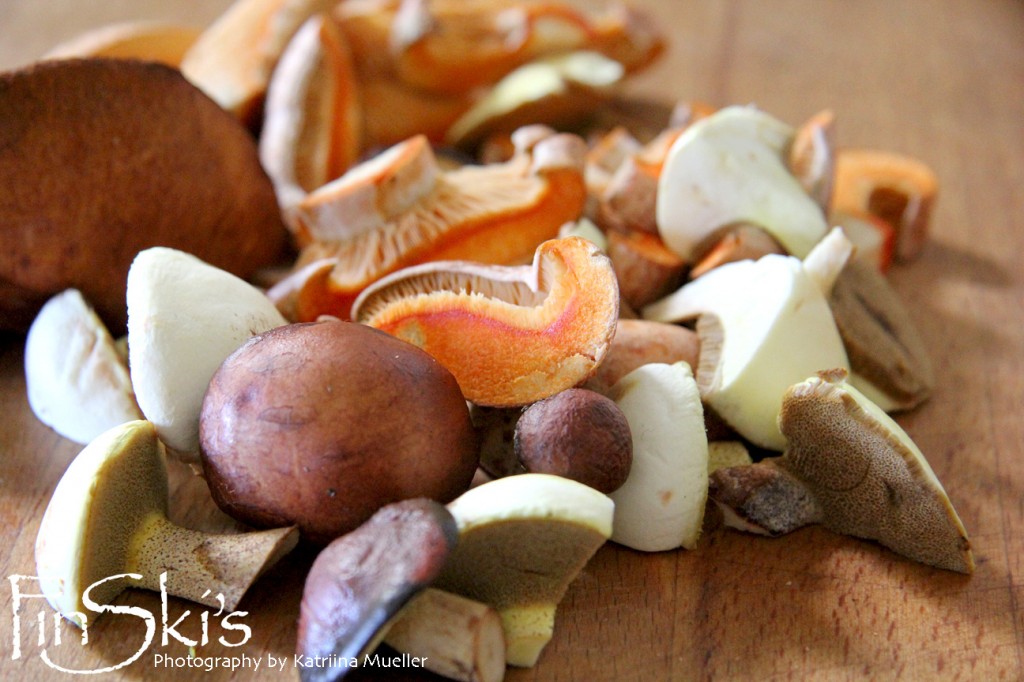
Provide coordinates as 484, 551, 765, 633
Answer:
802, 226, 854, 296
128, 515, 299, 611
383, 588, 506, 682
709, 460, 822, 536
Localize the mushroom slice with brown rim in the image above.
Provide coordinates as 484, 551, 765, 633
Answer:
35, 420, 298, 628
278, 128, 587, 321
709, 369, 974, 574
259, 13, 363, 239
435, 473, 614, 667
297, 499, 501, 682
180, 0, 337, 127
352, 236, 619, 407
829, 258, 935, 411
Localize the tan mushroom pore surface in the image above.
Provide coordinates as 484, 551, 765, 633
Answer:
779, 370, 973, 573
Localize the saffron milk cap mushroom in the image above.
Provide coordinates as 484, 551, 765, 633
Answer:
435, 473, 614, 667
35, 420, 298, 627
352, 236, 619, 407
656, 105, 829, 261
25, 289, 142, 444
127, 247, 287, 460
643, 228, 852, 451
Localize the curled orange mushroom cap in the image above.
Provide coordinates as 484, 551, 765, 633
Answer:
351, 236, 620, 407
269, 126, 588, 321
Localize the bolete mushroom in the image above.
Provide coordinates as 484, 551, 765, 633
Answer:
35, 420, 298, 627
0, 58, 287, 332
297, 499, 505, 682
514, 388, 633, 494
643, 228, 853, 451
127, 247, 288, 460
199, 319, 479, 544
708, 369, 974, 574
351, 236, 620, 407
435, 473, 614, 667
25, 289, 142, 444
608, 362, 709, 552
656, 105, 829, 262
275, 127, 588, 320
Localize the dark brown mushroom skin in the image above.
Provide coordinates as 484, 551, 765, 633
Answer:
297, 499, 459, 682
514, 387, 632, 493
0, 58, 288, 333
199, 319, 479, 544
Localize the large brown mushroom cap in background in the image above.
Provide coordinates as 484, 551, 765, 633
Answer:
199, 319, 480, 545
0, 58, 288, 333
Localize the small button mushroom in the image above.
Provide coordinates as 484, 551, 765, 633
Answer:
514, 388, 632, 494
297, 499, 505, 682
199, 318, 479, 544
34, 420, 298, 628
708, 369, 974, 574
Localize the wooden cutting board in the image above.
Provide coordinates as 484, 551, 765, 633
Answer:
2, 1, 1023, 680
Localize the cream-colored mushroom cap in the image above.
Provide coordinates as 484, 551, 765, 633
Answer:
127, 247, 287, 458
780, 369, 973, 574
656, 105, 828, 261
436, 474, 613, 667
25, 289, 142, 444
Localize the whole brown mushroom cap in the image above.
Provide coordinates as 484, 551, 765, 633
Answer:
199, 319, 479, 544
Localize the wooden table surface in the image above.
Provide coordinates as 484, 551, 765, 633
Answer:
2, 1, 1023, 680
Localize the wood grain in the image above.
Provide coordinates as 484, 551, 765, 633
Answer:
2, 0, 1023, 680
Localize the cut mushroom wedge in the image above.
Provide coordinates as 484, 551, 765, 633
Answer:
259, 13, 363, 238
35, 420, 298, 627
709, 369, 974, 574
435, 473, 614, 667
127, 247, 287, 460
829, 258, 935, 411
608, 362, 709, 552
643, 228, 852, 451
25, 289, 142, 444
445, 50, 625, 147
352, 236, 619, 407
181, 0, 338, 126
283, 128, 587, 320
656, 105, 829, 261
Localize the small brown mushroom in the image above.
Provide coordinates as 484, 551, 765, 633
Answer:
514, 388, 633, 493
708, 369, 974, 573
605, 229, 687, 309
585, 318, 699, 394
296, 497, 503, 675
199, 319, 479, 544
35, 421, 298, 627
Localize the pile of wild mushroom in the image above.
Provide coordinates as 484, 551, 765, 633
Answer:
5, 0, 968, 680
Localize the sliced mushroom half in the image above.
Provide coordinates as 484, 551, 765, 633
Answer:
709, 369, 973, 574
